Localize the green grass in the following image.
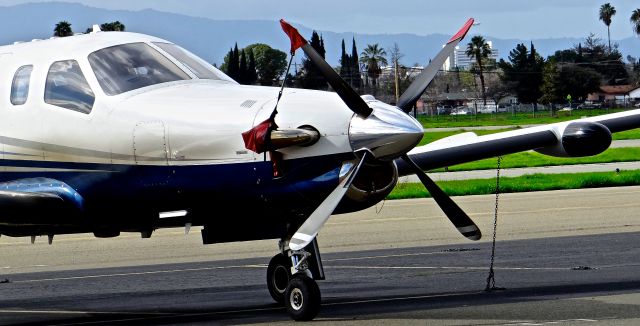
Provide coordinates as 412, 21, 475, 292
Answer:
420, 127, 640, 146
388, 170, 640, 199
612, 129, 640, 140
418, 108, 629, 128
429, 147, 640, 172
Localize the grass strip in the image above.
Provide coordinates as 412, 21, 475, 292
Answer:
429, 148, 640, 172
421, 128, 640, 145
388, 170, 640, 200
417, 108, 628, 128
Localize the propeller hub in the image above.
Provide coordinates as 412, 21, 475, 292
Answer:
348, 102, 424, 160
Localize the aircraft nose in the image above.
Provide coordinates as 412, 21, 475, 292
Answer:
348, 105, 424, 160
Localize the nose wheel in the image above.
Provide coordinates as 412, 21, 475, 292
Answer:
267, 239, 324, 320
266, 253, 291, 304
285, 274, 321, 321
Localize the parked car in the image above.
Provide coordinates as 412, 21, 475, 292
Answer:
450, 106, 470, 115
577, 102, 601, 109
437, 105, 453, 115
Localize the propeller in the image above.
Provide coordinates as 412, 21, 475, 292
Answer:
279, 18, 480, 251
401, 155, 481, 240
397, 18, 474, 113
280, 19, 372, 117
289, 152, 368, 250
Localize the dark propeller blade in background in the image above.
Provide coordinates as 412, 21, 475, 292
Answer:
401, 154, 481, 241
397, 18, 474, 113
280, 20, 373, 118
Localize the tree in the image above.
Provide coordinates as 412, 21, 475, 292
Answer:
575, 34, 627, 85
245, 43, 287, 86
465, 35, 491, 105
350, 38, 362, 89
540, 58, 562, 107
360, 43, 388, 91
221, 45, 241, 82
247, 50, 258, 85
499, 42, 544, 108
599, 3, 616, 53
297, 31, 328, 90
238, 49, 248, 85
339, 39, 351, 87
54, 21, 73, 37
100, 21, 126, 31
631, 9, 640, 36
388, 43, 404, 103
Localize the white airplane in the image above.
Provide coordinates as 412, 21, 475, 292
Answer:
1, 19, 639, 320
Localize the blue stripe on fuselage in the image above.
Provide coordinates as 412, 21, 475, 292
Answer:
0, 154, 351, 224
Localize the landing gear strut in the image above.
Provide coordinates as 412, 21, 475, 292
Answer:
266, 238, 324, 321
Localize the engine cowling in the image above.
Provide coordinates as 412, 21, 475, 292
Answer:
535, 122, 612, 157
334, 161, 398, 214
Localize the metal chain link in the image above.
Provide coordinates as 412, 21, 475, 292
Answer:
485, 156, 502, 292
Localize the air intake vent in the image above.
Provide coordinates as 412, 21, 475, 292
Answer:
240, 100, 258, 108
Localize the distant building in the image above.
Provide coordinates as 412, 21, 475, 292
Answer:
588, 85, 636, 105
443, 41, 499, 71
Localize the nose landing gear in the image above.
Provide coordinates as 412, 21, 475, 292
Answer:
266, 239, 324, 321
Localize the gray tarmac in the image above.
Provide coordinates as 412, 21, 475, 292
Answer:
1, 186, 640, 325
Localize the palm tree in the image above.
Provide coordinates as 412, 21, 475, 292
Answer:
53, 21, 73, 37
465, 35, 491, 106
631, 9, 640, 37
599, 3, 616, 52
360, 44, 388, 90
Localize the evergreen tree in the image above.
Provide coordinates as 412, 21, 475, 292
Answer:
339, 39, 352, 86
522, 42, 544, 107
499, 43, 544, 107
238, 49, 248, 84
298, 31, 328, 90
247, 49, 258, 85
225, 43, 240, 81
351, 38, 362, 89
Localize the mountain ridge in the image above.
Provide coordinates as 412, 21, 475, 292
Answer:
1, 2, 638, 66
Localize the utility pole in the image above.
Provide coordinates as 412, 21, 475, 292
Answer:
394, 58, 400, 104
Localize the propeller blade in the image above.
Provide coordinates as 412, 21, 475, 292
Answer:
289, 153, 368, 250
397, 18, 474, 113
401, 154, 481, 241
280, 19, 372, 118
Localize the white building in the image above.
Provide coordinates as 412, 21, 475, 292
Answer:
443, 41, 499, 71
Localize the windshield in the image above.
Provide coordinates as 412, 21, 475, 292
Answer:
88, 42, 191, 95
153, 42, 231, 81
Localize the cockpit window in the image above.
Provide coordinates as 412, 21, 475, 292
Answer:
88, 42, 191, 95
10, 65, 33, 105
153, 42, 229, 80
45, 60, 95, 114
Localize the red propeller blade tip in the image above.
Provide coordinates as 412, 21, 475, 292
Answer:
447, 18, 474, 44
280, 19, 308, 54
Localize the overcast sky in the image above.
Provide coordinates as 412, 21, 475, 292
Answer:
2, 0, 639, 40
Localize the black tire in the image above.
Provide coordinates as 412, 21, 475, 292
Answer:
285, 274, 321, 321
266, 253, 291, 304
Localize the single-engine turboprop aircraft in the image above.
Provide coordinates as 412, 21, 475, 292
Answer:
1, 19, 639, 320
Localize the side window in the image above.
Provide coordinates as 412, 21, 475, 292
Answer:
10, 65, 33, 105
45, 60, 95, 114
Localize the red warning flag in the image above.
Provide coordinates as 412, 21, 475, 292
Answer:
280, 19, 308, 54
242, 119, 276, 154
